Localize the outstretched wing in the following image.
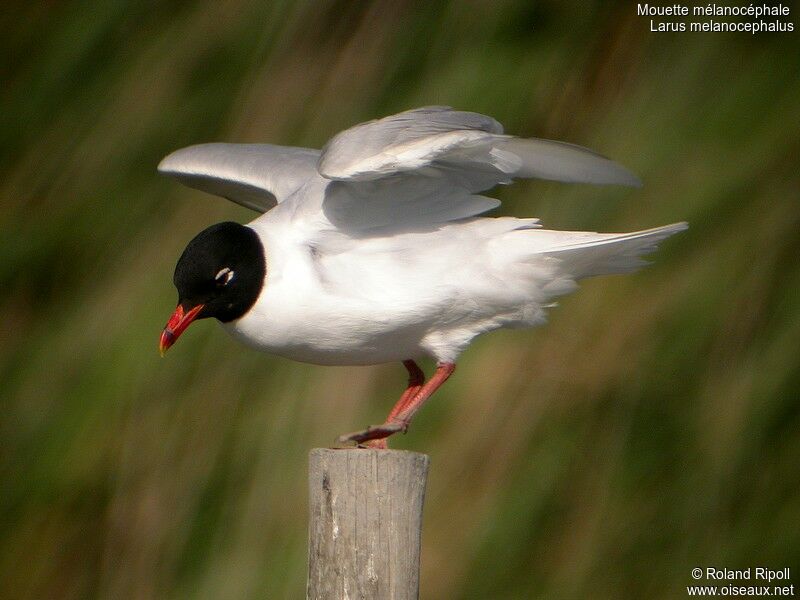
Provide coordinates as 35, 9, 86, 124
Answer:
317, 106, 641, 234
158, 108, 641, 231
158, 143, 320, 213
319, 106, 640, 187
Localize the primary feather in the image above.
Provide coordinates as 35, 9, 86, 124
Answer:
158, 143, 319, 212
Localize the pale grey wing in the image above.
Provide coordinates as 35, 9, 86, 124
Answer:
316, 107, 640, 234
318, 106, 641, 188
321, 176, 501, 233
158, 143, 320, 213
489, 138, 642, 187
318, 106, 503, 181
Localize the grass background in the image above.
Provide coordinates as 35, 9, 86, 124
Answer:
2, 1, 799, 598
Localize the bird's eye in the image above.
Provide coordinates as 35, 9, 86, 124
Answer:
215, 267, 234, 286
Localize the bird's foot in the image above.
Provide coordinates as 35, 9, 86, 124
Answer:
363, 438, 388, 449
337, 421, 406, 447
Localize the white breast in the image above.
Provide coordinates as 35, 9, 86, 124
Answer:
223, 219, 438, 365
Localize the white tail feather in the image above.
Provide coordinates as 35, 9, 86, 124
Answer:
541, 222, 688, 279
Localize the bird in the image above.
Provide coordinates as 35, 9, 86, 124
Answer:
158, 106, 686, 448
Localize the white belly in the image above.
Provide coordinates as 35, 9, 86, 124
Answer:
223, 299, 431, 365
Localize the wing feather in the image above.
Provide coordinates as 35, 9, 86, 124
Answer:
314, 106, 641, 234
158, 108, 643, 236
158, 143, 319, 212
318, 106, 641, 189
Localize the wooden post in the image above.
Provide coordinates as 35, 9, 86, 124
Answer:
307, 448, 430, 600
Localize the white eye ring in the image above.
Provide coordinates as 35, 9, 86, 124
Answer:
215, 267, 234, 285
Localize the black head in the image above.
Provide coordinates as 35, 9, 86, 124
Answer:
159, 222, 266, 355
172, 221, 266, 323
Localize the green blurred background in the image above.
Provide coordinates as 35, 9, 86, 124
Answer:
2, 1, 799, 598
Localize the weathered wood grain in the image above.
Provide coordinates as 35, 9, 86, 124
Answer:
307, 448, 430, 600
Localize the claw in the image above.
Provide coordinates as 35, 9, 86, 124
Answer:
337, 421, 405, 445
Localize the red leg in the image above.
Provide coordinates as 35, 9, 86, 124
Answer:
393, 362, 455, 425
339, 362, 456, 447
364, 360, 424, 449
388, 360, 425, 420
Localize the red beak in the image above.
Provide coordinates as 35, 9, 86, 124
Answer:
159, 304, 204, 356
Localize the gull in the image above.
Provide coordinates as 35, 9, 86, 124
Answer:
158, 106, 686, 447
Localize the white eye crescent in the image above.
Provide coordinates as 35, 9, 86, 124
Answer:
215, 267, 234, 285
